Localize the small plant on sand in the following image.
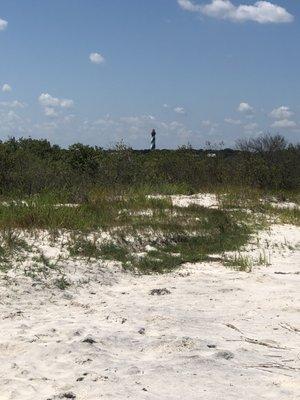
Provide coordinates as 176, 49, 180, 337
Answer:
224, 253, 253, 272
270, 207, 300, 226
1, 228, 30, 254
68, 236, 129, 263
0, 229, 31, 273
68, 236, 101, 259
133, 251, 183, 274
100, 243, 129, 263
258, 250, 270, 267
54, 275, 70, 290
32, 252, 57, 268
0, 246, 11, 272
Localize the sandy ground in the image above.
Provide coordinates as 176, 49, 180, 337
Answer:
0, 223, 300, 400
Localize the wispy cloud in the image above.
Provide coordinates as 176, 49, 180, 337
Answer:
0, 100, 26, 109
225, 117, 242, 125
177, 0, 293, 24
269, 106, 297, 129
0, 18, 8, 31
0, 108, 31, 137
174, 106, 186, 114
271, 119, 297, 129
38, 93, 74, 117
39, 93, 73, 108
44, 107, 59, 117
244, 122, 258, 131
201, 119, 219, 135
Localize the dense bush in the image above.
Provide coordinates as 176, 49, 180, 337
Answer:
0, 134, 298, 199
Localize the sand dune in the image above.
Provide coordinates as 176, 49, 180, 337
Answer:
0, 224, 299, 400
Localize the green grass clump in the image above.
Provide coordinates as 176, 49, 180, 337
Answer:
0, 245, 11, 272
224, 254, 253, 272
134, 252, 182, 274
0, 229, 30, 273
68, 236, 128, 263
1, 229, 30, 254
54, 275, 70, 290
99, 243, 129, 262
69, 237, 101, 259
267, 206, 300, 226
132, 208, 252, 273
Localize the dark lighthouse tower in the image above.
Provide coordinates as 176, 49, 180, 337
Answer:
150, 129, 156, 150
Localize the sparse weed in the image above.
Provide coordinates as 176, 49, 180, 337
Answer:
0, 229, 31, 273
32, 252, 57, 269
270, 207, 300, 226
68, 236, 101, 259
0, 248, 11, 272
224, 254, 253, 272
1, 228, 30, 254
100, 243, 128, 262
54, 275, 70, 290
258, 250, 270, 266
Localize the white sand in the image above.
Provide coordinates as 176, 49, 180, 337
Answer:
0, 224, 299, 400
150, 193, 300, 211
148, 193, 219, 208
170, 193, 219, 208
270, 202, 299, 210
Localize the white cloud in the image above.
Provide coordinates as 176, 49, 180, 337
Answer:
39, 93, 59, 107
120, 116, 142, 124
38, 93, 73, 117
178, 0, 201, 12
0, 18, 8, 31
178, 0, 293, 24
44, 107, 59, 117
120, 115, 156, 125
0, 108, 31, 137
174, 106, 186, 114
238, 102, 254, 113
270, 106, 293, 120
34, 121, 58, 131
269, 107, 297, 130
64, 114, 76, 123
89, 52, 105, 64
225, 117, 242, 125
271, 119, 297, 129
39, 93, 74, 116
0, 100, 26, 108
201, 120, 212, 127
60, 99, 74, 108
2, 83, 12, 92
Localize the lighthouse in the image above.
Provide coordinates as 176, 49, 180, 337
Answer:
150, 129, 156, 150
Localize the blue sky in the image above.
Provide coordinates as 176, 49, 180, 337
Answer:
0, 0, 299, 148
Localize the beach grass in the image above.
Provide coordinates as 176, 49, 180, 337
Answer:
0, 187, 298, 275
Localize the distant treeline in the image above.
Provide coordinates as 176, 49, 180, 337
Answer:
0, 134, 299, 199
